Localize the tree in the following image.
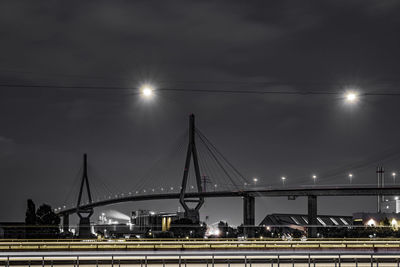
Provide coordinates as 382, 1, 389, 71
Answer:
36, 204, 60, 226
25, 200, 61, 239
36, 204, 60, 238
25, 199, 36, 225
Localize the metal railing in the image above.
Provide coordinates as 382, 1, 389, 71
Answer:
1, 239, 400, 251
1, 251, 400, 266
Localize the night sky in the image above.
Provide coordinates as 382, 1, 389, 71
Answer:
1, 1, 400, 226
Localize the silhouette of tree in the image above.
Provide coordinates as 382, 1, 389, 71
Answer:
24, 200, 60, 239
36, 204, 60, 226
25, 199, 36, 225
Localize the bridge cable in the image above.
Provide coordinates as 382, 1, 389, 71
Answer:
196, 131, 240, 190
196, 128, 250, 185
88, 164, 123, 200
197, 131, 246, 190
197, 134, 237, 190
199, 144, 240, 190
61, 165, 83, 209
197, 144, 219, 192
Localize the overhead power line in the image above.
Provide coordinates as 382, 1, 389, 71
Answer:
1, 83, 400, 96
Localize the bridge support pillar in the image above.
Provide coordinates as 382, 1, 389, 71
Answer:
243, 195, 255, 238
78, 217, 92, 238
307, 195, 318, 238
62, 214, 69, 233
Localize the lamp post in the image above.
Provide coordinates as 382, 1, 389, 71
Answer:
393, 172, 397, 185
281, 176, 286, 187
345, 91, 358, 103
348, 173, 353, 184
312, 175, 317, 185
140, 84, 154, 99
253, 177, 258, 186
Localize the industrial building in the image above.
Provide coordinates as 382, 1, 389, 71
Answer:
352, 167, 400, 227
131, 209, 184, 232
353, 212, 400, 227
260, 213, 353, 233
93, 210, 184, 238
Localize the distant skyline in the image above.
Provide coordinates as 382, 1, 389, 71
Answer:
0, 1, 400, 225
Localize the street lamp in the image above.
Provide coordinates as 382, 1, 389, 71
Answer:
348, 173, 353, 184
312, 175, 317, 185
344, 91, 358, 103
392, 172, 397, 184
140, 84, 154, 98
253, 177, 258, 185
281, 176, 286, 186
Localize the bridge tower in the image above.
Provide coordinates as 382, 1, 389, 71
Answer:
76, 153, 94, 238
179, 114, 204, 223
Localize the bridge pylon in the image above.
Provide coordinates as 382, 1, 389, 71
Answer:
179, 114, 204, 223
76, 153, 94, 238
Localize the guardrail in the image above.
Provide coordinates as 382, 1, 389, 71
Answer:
3, 237, 400, 242
1, 251, 400, 266
1, 240, 400, 251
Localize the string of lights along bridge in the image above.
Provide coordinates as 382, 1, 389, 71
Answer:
57, 171, 399, 212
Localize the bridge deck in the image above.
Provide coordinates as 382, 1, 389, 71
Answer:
59, 186, 400, 215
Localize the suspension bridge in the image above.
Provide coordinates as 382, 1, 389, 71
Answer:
56, 114, 400, 238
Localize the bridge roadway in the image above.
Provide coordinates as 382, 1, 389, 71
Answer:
60, 185, 400, 214
59, 185, 400, 238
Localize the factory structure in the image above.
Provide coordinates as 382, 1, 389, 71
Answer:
257, 167, 400, 234
352, 166, 400, 227
93, 209, 184, 238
